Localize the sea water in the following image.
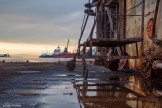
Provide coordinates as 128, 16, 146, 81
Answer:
0, 57, 94, 63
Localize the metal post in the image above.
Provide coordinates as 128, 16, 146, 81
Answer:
141, 0, 145, 54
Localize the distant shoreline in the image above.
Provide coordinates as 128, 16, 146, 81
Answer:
0, 57, 94, 63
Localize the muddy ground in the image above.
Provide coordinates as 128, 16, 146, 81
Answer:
0, 62, 162, 108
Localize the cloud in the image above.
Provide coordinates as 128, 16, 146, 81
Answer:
0, 0, 95, 56
0, 11, 85, 44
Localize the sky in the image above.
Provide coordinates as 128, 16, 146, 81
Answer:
0, 0, 93, 57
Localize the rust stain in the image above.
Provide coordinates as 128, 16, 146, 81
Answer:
147, 18, 154, 39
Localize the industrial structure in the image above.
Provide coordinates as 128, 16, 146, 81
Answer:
66, 0, 162, 80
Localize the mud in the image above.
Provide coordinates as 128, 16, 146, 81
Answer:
0, 62, 162, 108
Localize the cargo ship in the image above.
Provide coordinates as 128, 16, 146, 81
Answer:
39, 39, 74, 58
52, 45, 74, 58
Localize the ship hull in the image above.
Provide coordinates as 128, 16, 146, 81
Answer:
52, 53, 74, 58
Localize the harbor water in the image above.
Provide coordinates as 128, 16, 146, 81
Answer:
0, 57, 94, 63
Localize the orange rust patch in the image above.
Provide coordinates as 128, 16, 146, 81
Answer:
146, 18, 154, 39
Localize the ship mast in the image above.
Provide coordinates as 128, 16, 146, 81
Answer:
66, 39, 70, 52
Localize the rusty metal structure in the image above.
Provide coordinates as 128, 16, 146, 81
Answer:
73, 70, 162, 107
66, 0, 162, 80
74, 81, 160, 108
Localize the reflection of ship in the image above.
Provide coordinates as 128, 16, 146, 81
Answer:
0, 54, 10, 57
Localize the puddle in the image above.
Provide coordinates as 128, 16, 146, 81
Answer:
43, 84, 75, 95
40, 83, 80, 108
0, 92, 8, 96
17, 93, 40, 97
22, 82, 47, 85
74, 76, 162, 108
54, 74, 82, 77
40, 95, 80, 108
18, 87, 46, 90
17, 71, 41, 74
0, 78, 13, 81
39, 103, 81, 108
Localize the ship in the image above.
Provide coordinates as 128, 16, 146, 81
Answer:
0, 54, 10, 57
52, 39, 74, 58
39, 53, 52, 58
39, 39, 75, 58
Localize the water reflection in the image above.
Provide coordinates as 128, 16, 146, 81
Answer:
74, 76, 162, 108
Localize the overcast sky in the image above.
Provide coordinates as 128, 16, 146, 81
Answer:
0, 0, 94, 56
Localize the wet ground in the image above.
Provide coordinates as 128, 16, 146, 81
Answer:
0, 62, 162, 108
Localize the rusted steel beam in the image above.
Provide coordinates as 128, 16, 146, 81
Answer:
136, 43, 139, 56
82, 45, 88, 80
153, 0, 160, 37
82, 97, 147, 102
92, 0, 118, 6
79, 89, 125, 92
95, 55, 138, 60
100, 13, 143, 16
105, 0, 118, 6
119, 86, 144, 97
105, 60, 119, 71
75, 83, 119, 87
95, 55, 139, 60
141, 0, 145, 53
78, 14, 89, 56
80, 37, 143, 47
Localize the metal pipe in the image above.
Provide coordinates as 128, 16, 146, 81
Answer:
153, 61, 162, 69
155, 63, 162, 69
91, 13, 143, 16
153, 0, 160, 37
141, 0, 145, 54
126, 0, 143, 12
77, 14, 89, 54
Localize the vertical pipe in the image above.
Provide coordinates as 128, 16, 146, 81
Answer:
124, 0, 126, 38
77, 14, 89, 56
141, 0, 145, 55
118, 0, 121, 38
116, 5, 118, 38
153, 0, 160, 37
136, 43, 139, 56
124, 0, 126, 53
96, 6, 99, 53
